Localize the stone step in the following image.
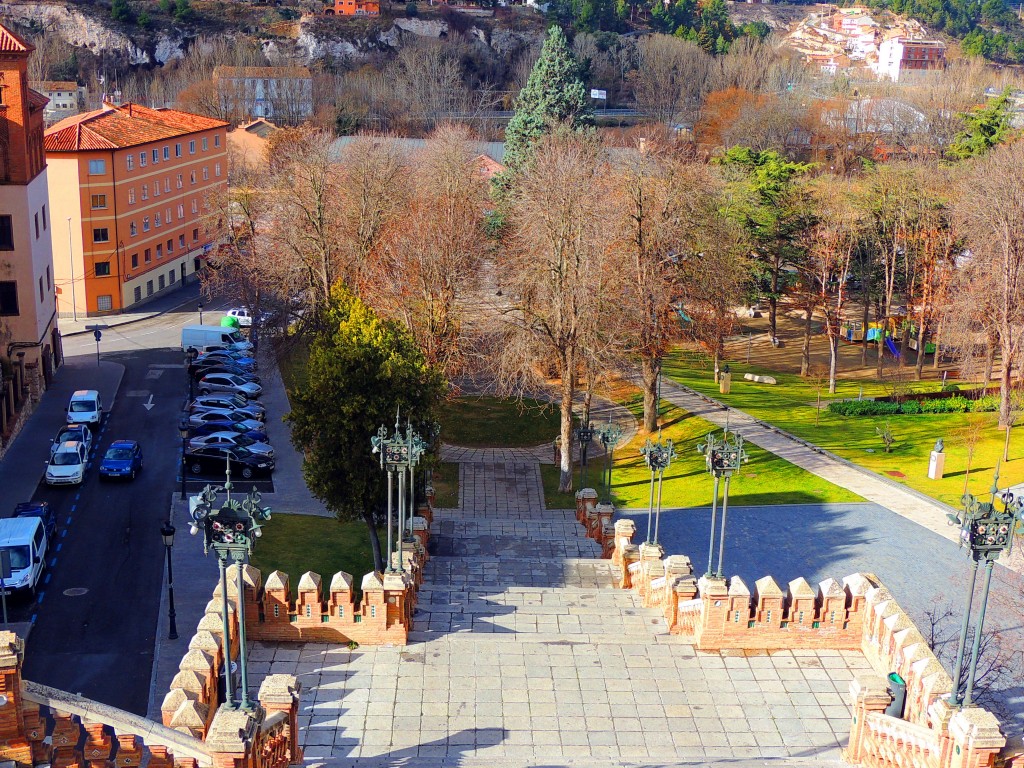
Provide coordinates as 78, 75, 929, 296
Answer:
405, 628, 685, 645
317, 755, 849, 768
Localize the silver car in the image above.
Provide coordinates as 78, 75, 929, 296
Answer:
188, 432, 274, 459
185, 408, 265, 432
189, 394, 266, 420
196, 373, 263, 399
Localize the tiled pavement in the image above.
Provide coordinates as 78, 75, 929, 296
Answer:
249, 461, 866, 766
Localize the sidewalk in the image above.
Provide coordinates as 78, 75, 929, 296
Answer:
654, 378, 970, 552
59, 281, 205, 337
0, 358, 125, 505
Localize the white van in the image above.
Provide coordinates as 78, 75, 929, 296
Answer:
0, 517, 48, 596
181, 325, 253, 354
66, 389, 103, 430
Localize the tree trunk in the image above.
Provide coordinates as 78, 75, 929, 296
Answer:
876, 314, 887, 380
861, 291, 870, 368
914, 317, 927, 382
583, 359, 595, 426
641, 355, 659, 434
801, 306, 813, 377
769, 270, 779, 340
932, 318, 943, 370
828, 333, 839, 394
983, 345, 994, 392
559, 350, 576, 492
999, 354, 1014, 428
362, 509, 385, 574
899, 323, 910, 367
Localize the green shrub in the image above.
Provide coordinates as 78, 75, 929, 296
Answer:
971, 395, 1000, 413
941, 383, 960, 392
827, 400, 901, 417
920, 395, 970, 414
901, 400, 921, 415
405, 1, 418, 16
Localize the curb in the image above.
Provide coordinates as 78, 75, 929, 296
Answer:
60, 289, 206, 338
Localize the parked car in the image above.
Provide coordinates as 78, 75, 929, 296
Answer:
190, 362, 260, 382
196, 373, 263, 399
188, 432, 274, 459
198, 350, 257, 368
45, 441, 88, 486
51, 424, 92, 457
188, 394, 266, 420
184, 408, 265, 432
99, 440, 144, 481
184, 444, 275, 479
225, 308, 263, 327
182, 325, 253, 354
66, 389, 102, 430
188, 422, 269, 443
12, 502, 56, 542
0, 517, 48, 596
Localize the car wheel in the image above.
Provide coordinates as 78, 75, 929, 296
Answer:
199, 388, 211, 395
241, 466, 254, 479
191, 462, 203, 474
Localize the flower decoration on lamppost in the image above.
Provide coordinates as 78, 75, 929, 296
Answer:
594, 418, 624, 505
945, 466, 1023, 707
573, 421, 596, 489
639, 433, 676, 546
189, 456, 271, 711
697, 430, 748, 579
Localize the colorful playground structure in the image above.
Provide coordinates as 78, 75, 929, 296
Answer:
841, 315, 937, 360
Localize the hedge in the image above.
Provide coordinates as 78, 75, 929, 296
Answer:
827, 394, 1001, 418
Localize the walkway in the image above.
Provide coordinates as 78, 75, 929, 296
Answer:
655, 378, 969, 551
247, 461, 866, 767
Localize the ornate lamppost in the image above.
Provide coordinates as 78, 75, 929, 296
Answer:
574, 421, 595, 489
595, 418, 624, 505
403, 421, 428, 547
697, 430, 748, 578
160, 522, 179, 640
639, 433, 676, 546
371, 413, 427, 573
188, 457, 271, 709
945, 469, 1023, 707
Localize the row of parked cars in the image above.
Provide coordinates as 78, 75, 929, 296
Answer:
181, 343, 276, 480
44, 390, 143, 486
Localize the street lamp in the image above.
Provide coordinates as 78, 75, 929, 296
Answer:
639, 433, 676, 546
198, 302, 204, 325
573, 421, 595, 489
188, 456, 271, 710
178, 423, 190, 500
595, 418, 624, 505
371, 413, 427, 573
161, 522, 179, 640
945, 468, 1023, 707
185, 347, 197, 401
697, 430, 748, 578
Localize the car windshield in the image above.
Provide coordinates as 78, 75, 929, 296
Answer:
106, 447, 134, 460
0, 546, 31, 571
230, 395, 246, 406
228, 412, 244, 422
69, 401, 96, 412
228, 376, 244, 385
234, 437, 254, 447
57, 429, 81, 441
228, 332, 244, 343
52, 451, 82, 466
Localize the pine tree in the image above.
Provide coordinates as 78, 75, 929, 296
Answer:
948, 87, 1014, 159
502, 26, 593, 175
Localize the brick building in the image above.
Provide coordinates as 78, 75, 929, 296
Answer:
325, 0, 380, 16
873, 36, 946, 81
0, 24, 61, 394
43, 103, 228, 316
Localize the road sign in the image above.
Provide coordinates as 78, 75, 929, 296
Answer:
590, 89, 607, 100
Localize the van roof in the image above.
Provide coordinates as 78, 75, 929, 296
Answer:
56, 440, 83, 452
71, 390, 99, 399
0, 517, 42, 547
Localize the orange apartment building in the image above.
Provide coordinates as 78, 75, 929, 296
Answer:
325, 0, 380, 16
43, 103, 228, 316
0, 24, 61, 391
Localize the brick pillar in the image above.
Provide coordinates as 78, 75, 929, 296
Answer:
382, 571, 412, 639
947, 707, 1006, 768
843, 674, 891, 764
113, 733, 142, 768
295, 572, 323, 629
694, 576, 729, 650
412, 516, 430, 552
207, 704, 262, 768
82, 722, 110, 767
258, 675, 303, 765
595, 503, 614, 539
0, 631, 31, 767
416, 501, 433, 525
611, 519, 636, 571
50, 710, 81, 768
147, 744, 173, 768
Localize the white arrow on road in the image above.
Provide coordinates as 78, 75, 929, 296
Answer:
143, 394, 155, 411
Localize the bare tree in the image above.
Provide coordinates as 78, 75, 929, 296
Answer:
493, 132, 615, 492
952, 141, 1024, 427
629, 36, 711, 129
371, 125, 490, 377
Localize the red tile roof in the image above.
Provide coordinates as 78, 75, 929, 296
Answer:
0, 23, 33, 53
44, 103, 228, 153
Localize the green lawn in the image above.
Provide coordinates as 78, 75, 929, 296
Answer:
249, 514, 380, 598
432, 462, 460, 508
439, 396, 562, 447
539, 398, 862, 508
664, 349, 1017, 508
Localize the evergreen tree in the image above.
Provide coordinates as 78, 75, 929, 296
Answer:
502, 26, 593, 175
949, 87, 1014, 159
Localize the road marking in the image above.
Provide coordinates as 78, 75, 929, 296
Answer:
61, 530, 67, 538
145, 370, 165, 380
143, 394, 156, 411
36, 592, 44, 604
30, 615, 36, 625
75, 493, 81, 502
45, 574, 51, 585
56, 543, 62, 552
49, 559, 56, 568
66, 515, 72, 525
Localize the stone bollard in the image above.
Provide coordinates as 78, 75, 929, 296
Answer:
207, 703, 262, 768
843, 675, 895, 764
258, 675, 304, 765
575, 488, 598, 524
947, 707, 1006, 768
412, 516, 430, 551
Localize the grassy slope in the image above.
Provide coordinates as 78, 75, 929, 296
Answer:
664, 349, 1018, 508
438, 396, 561, 448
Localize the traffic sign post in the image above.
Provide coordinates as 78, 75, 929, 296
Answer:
86, 325, 107, 367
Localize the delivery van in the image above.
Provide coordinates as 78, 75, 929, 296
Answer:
181, 325, 253, 354
66, 389, 103, 430
0, 517, 48, 596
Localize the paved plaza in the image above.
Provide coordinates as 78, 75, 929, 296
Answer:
248, 462, 867, 766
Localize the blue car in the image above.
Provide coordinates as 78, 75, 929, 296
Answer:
98, 440, 144, 480
187, 422, 269, 443
12, 502, 56, 541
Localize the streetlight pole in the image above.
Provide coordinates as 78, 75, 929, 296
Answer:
371, 414, 427, 574
697, 430, 748, 579
179, 424, 189, 500
595, 419, 623, 505
188, 458, 271, 711
198, 302, 204, 325
944, 470, 1023, 706
161, 522, 179, 640
574, 422, 595, 489
640, 434, 676, 546
66, 218, 78, 323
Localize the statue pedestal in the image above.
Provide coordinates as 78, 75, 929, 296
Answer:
927, 450, 945, 480
719, 373, 732, 395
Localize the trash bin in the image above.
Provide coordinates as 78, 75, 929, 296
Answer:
884, 672, 907, 718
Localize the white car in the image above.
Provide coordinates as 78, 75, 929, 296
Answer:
226, 308, 254, 327
50, 424, 93, 457
46, 441, 88, 486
